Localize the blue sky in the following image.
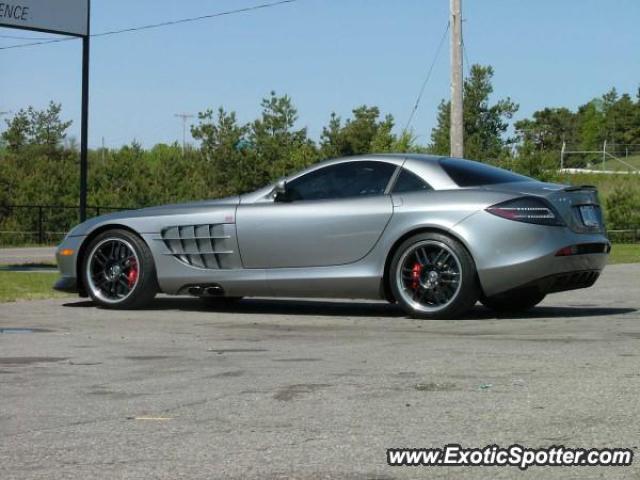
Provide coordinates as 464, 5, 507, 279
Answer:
1, 0, 638, 148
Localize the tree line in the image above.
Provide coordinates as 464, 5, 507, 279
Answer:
1, 64, 639, 243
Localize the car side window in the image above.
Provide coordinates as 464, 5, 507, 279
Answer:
285, 161, 397, 202
392, 168, 432, 193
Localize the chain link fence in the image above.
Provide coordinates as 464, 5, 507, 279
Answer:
0, 205, 130, 246
560, 142, 640, 172
607, 227, 640, 244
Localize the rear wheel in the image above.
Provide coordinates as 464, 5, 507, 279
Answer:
481, 289, 546, 314
389, 232, 479, 319
83, 229, 158, 309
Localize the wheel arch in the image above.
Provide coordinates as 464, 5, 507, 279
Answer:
380, 226, 479, 302
76, 224, 152, 296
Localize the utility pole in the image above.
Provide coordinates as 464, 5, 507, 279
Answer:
450, 0, 464, 158
174, 113, 194, 155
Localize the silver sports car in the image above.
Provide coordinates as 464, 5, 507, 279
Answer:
54, 154, 610, 319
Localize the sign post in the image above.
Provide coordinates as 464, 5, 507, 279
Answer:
0, 0, 91, 221
79, 4, 90, 222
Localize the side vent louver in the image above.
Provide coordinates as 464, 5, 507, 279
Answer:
161, 224, 234, 269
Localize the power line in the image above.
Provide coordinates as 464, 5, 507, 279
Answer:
403, 21, 450, 133
0, 33, 61, 40
0, 0, 300, 51
461, 24, 471, 77
0, 36, 72, 49
460, 9, 471, 76
462, 40, 471, 75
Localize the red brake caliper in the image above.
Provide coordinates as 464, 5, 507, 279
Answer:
411, 263, 422, 290
126, 259, 138, 288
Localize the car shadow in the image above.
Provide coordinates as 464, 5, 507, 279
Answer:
0, 263, 57, 272
62, 297, 637, 320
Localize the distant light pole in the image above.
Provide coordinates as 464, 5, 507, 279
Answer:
174, 113, 194, 155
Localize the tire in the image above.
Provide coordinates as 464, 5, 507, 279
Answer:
389, 232, 479, 319
199, 296, 243, 308
83, 229, 158, 309
481, 289, 545, 314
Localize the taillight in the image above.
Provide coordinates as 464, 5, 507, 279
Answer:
555, 245, 578, 256
486, 197, 563, 226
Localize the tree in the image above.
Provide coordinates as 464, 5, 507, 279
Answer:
338, 106, 385, 155
369, 114, 395, 153
1, 109, 30, 151
320, 106, 416, 158
430, 65, 518, 162
319, 113, 343, 158
575, 100, 604, 151
511, 140, 559, 181
513, 107, 577, 170
604, 93, 637, 152
192, 92, 317, 194
191, 107, 248, 195
30, 102, 73, 148
514, 108, 576, 152
321, 107, 383, 157
1, 102, 72, 153
249, 91, 316, 183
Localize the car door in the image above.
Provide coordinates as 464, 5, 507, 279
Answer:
236, 160, 397, 268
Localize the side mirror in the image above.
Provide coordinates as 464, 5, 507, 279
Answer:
273, 179, 287, 202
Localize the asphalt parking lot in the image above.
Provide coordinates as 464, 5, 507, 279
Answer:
0, 247, 55, 266
1, 264, 639, 479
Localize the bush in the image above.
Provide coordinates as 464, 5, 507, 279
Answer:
605, 184, 640, 230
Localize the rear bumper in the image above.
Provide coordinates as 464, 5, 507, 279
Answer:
477, 251, 608, 297
518, 269, 601, 295
454, 211, 610, 297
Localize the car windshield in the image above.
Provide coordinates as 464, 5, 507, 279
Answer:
440, 157, 532, 187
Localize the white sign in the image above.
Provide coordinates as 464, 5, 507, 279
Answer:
0, 0, 88, 36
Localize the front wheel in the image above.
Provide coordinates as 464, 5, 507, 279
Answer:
83, 229, 158, 309
389, 232, 479, 319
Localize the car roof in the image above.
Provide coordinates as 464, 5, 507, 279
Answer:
369, 153, 441, 163
240, 154, 460, 203
284, 154, 459, 190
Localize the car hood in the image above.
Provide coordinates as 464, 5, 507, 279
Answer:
130, 196, 240, 215
67, 196, 240, 237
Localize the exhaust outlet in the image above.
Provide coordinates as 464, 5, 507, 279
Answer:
185, 284, 225, 297
204, 286, 224, 297
187, 286, 203, 296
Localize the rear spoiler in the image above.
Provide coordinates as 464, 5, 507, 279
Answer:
563, 185, 597, 192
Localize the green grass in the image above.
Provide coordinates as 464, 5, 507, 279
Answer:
602, 153, 640, 172
608, 244, 640, 264
557, 171, 640, 199
0, 271, 70, 303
